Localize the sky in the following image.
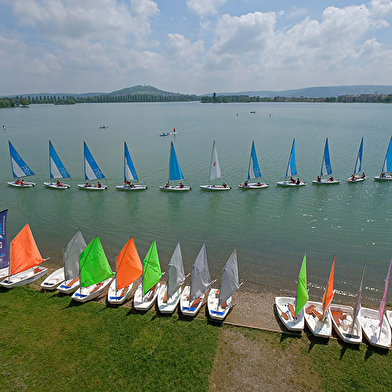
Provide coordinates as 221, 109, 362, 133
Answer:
1, 0, 392, 95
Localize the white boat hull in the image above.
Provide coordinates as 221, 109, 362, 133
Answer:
207, 288, 232, 321
276, 181, 305, 187
40, 267, 65, 290
330, 304, 362, 344
275, 296, 305, 331
71, 277, 113, 302
77, 184, 107, 190
374, 175, 392, 181
180, 285, 205, 317
159, 185, 191, 191
133, 282, 160, 311
348, 176, 366, 183
0, 266, 48, 288
58, 278, 80, 294
116, 185, 147, 191
385, 310, 392, 330
7, 181, 35, 187
107, 280, 133, 305
359, 307, 391, 349
312, 179, 340, 184
44, 182, 70, 189
239, 182, 268, 189
303, 301, 332, 338
199, 185, 231, 191
157, 283, 182, 314
0, 267, 9, 279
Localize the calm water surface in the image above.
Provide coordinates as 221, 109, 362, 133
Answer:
1, 102, 392, 303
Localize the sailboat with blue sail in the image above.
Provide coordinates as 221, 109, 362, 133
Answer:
159, 141, 191, 191
77, 141, 107, 190
276, 139, 305, 187
348, 137, 366, 182
44, 140, 71, 189
0, 210, 9, 278
116, 142, 147, 190
374, 136, 392, 180
239, 141, 268, 189
312, 138, 340, 184
7, 141, 36, 187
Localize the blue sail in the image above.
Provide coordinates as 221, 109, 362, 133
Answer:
49, 140, 71, 179
124, 142, 139, 182
320, 138, 332, 176
353, 137, 363, 175
8, 141, 35, 178
169, 142, 184, 182
84, 141, 105, 180
248, 141, 261, 180
285, 139, 297, 177
382, 137, 392, 173
0, 209, 8, 269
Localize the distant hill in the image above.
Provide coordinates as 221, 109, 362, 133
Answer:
108, 85, 183, 97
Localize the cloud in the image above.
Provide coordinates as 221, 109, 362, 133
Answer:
186, 0, 227, 18
166, 33, 204, 63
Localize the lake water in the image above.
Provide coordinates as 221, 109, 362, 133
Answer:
1, 102, 392, 302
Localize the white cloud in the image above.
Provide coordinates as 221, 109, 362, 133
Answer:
187, 0, 227, 18
166, 33, 204, 63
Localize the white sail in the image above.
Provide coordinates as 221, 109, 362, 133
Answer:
209, 141, 222, 182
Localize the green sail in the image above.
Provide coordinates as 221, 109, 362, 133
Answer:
142, 241, 162, 295
296, 254, 309, 315
80, 236, 114, 287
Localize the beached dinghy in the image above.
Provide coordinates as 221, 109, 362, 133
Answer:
116, 142, 147, 190
208, 248, 241, 321
239, 141, 268, 189
107, 237, 143, 305
374, 136, 392, 180
133, 241, 163, 311
71, 236, 114, 303
348, 137, 366, 182
312, 138, 340, 184
57, 229, 87, 294
304, 257, 335, 338
41, 267, 64, 290
44, 140, 71, 189
180, 243, 213, 317
7, 141, 36, 187
0, 224, 48, 288
276, 139, 305, 187
157, 242, 187, 314
0, 210, 9, 279
275, 254, 308, 331
200, 141, 231, 190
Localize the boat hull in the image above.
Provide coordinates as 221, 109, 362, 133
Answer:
107, 280, 133, 305
347, 176, 366, 183
0, 266, 48, 288
303, 301, 332, 338
116, 185, 147, 191
199, 185, 231, 191
159, 185, 191, 191
7, 181, 35, 187
275, 296, 305, 331
133, 282, 160, 311
44, 182, 70, 189
77, 184, 107, 190
359, 307, 391, 349
40, 267, 65, 290
71, 277, 113, 302
157, 283, 182, 314
239, 182, 268, 189
58, 278, 80, 294
0, 267, 9, 279
312, 179, 340, 184
180, 285, 205, 317
374, 176, 392, 181
330, 304, 362, 344
385, 310, 392, 329
207, 288, 232, 321
276, 181, 305, 187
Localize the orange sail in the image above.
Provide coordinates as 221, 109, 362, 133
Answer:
10, 224, 45, 275
322, 256, 335, 318
115, 237, 143, 290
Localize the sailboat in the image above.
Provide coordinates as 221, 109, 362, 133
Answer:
71, 236, 114, 302
330, 263, 364, 345
77, 141, 107, 190
200, 141, 231, 190
312, 138, 340, 184
180, 243, 213, 317
57, 229, 87, 294
304, 257, 335, 338
44, 140, 71, 189
374, 136, 392, 180
276, 139, 305, 187
348, 137, 366, 182
7, 141, 36, 187
133, 241, 163, 311
207, 247, 242, 321
159, 141, 190, 191
116, 142, 147, 190
157, 242, 187, 314
239, 141, 268, 189
275, 254, 308, 331
0, 210, 9, 279
359, 259, 392, 349
0, 224, 48, 288
107, 237, 143, 305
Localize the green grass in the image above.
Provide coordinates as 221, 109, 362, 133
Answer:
0, 287, 219, 392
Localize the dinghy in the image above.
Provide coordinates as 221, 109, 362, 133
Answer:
239, 141, 268, 189
133, 241, 163, 311
7, 141, 36, 187
276, 139, 305, 187
159, 141, 191, 191
44, 140, 71, 189
116, 142, 147, 190
275, 254, 308, 331
0, 210, 9, 279
304, 257, 335, 338
77, 141, 108, 190
157, 242, 187, 314
58, 229, 87, 294
41, 267, 65, 290
71, 236, 114, 303
180, 243, 213, 317
312, 138, 340, 184
348, 137, 366, 182
200, 141, 231, 190
208, 247, 242, 321
107, 237, 143, 305
374, 137, 392, 180
0, 224, 48, 288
